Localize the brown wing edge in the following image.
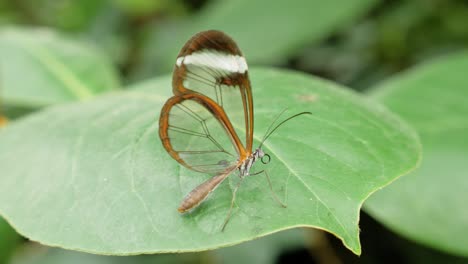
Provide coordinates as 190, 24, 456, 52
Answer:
178, 30, 242, 58
171, 30, 245, 97
159, 92, 249, 172
241, 73, 254, 151
171, 30, 255, 151
172, 70, 254, 151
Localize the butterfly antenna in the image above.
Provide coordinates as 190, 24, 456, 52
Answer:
260, 108, 289, 144
258, 111, 312, 148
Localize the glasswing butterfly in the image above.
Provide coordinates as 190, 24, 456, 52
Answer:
159, 30, 310, 230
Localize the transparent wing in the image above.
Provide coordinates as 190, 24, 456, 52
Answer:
172, 30, 254, 152
159, 93, 242, 174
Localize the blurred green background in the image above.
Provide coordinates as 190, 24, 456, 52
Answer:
1, 0, 467, 263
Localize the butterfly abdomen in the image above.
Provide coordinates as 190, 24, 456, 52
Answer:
178, 169, 234, 213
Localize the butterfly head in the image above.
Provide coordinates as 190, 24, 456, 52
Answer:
254, 148, 270, 164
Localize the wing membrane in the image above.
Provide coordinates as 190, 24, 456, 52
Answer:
172, 30, 254, 151
160, 93, 242, 174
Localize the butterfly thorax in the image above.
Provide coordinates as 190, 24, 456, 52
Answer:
238, 148, 264, 177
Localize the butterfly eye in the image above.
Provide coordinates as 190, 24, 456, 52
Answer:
261, 153, 271, 164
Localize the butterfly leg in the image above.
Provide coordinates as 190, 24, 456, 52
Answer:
221, 175, 244, 231
250, 170, 287, 208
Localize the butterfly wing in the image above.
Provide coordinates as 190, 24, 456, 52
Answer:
159, 93, 242, 174
172, 30, 254, 152
159, 30, 254, 174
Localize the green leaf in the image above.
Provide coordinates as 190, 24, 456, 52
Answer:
0, 217, 21, 264
11, 229, 308, 264
364, 52, 468, 256
138, 0, 379, 75
0, 67, 420, 255
215, 228, 309, 264
0, 27, 120, 110
7, 0, 105, 31
10, 246, 204, 264
110, 0, 183, 16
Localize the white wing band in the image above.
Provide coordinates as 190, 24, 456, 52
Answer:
176, 50, 248, 73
